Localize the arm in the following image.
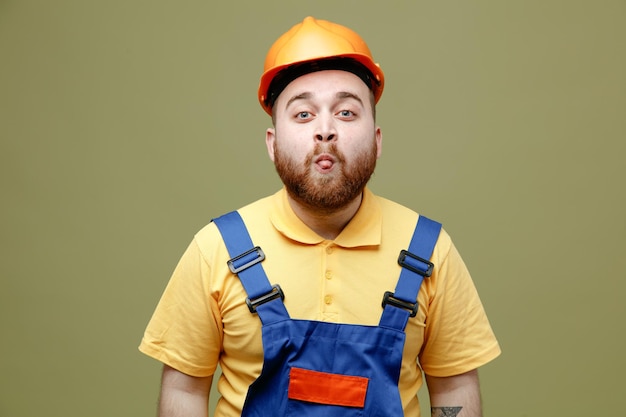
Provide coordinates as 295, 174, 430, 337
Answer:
158, 364, 213, 417
425, 369, 482, 417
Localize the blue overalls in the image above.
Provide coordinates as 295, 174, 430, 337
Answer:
213, 211, 441, 417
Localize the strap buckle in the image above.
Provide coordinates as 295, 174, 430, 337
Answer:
246, 284, 285, 313
227, 246, 265, 274
381, 291, 418, 317
398, 249, 434, 277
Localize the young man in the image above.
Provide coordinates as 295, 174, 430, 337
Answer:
140, 17, 500, 417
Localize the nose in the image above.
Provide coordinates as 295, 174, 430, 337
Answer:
315, 132, 336, 142
314, 114, 337, 142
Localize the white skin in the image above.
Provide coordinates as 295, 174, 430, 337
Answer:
156, 70, 483, 417
266, 70, 382, 240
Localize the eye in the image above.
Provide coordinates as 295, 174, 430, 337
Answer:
337, 110, 355, 119
295, 111, 311, 120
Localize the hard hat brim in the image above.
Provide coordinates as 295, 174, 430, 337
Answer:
258, 54, 384, 116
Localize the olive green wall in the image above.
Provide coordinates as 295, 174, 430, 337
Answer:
1, 1, 624, 416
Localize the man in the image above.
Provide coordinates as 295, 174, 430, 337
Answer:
140, 17, 500, 417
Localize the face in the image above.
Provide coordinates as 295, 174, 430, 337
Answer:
266, 70, 383, 212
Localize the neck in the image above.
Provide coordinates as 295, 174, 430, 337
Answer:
287, 192, 363, 240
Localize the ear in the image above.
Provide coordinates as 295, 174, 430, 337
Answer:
375, 126, 382, 158
265, 127, 276, 162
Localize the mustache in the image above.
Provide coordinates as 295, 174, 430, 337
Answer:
309, 143, 346, 164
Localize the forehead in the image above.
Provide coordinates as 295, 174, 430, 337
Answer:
276, 70, 371, 107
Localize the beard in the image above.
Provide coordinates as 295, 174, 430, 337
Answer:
273, 139, 378, 213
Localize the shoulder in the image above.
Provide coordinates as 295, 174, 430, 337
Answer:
373, 193, 444, 232
373, 192, 454, 258
375, 194, 419, 219
192, 194, 276, 261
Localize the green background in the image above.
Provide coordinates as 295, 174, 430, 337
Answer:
1, 1, 624, 416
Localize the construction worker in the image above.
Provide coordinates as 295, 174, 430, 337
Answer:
140, 16, 500, 417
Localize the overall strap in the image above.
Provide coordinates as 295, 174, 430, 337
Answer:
379, 215, 442, 331
212, 211, 290, 324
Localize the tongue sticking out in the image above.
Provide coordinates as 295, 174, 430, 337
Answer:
317, 159, 333, 170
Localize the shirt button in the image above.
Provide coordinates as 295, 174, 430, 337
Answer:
325, 270, 333, 280
324, 295, 333, 305
326, 246, 334, 254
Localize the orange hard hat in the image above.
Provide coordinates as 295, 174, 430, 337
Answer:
258, 16, 385, 115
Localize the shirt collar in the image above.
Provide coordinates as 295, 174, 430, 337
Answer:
269, 187, 382, 247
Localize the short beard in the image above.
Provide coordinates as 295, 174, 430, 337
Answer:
274, 140, 378, 213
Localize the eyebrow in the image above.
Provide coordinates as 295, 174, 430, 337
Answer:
336, 91, 364, 107
285, 92, 312, 109
284, 91, 365, 110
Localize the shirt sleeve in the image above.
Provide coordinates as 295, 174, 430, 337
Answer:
138, 238, 223, 377
419, 237, 501, 377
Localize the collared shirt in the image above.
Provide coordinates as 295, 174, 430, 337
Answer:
139, 188, 500, 417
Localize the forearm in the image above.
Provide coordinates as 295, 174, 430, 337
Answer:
158, 365, 212, 417
426, 369, 482, 417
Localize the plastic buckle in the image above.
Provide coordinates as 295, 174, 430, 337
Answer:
382, 291, 418, 317
246, 284, 284, 313
227, 246, 265, 274
398, 249, 434, 277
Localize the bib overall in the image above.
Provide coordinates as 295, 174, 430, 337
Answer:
213, 211, 441, 417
